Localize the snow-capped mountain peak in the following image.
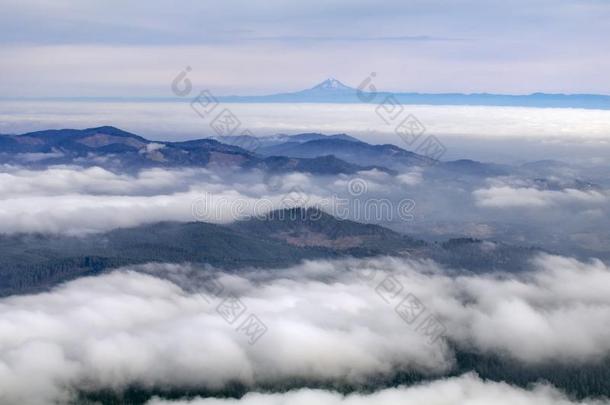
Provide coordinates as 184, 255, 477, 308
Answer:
310, 78, 352, 91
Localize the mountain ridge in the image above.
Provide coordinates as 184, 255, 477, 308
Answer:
0, 126, 403, 174
217, 78, 610, 109
0, 207, 542, 297
6, 78, 609, 109
0, 125, 534, 177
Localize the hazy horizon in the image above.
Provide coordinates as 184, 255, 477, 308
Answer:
2, 0, 610, 97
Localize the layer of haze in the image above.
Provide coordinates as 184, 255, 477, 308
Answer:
0, 165, 608, 258
2, 101, 610, 163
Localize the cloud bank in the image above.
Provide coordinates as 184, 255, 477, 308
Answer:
146, 373, 607, 405
2, 102, 610, 145
0, 166, 421, 234
0, 164, 608, 258
473, 186, 608, 208
2, 255, 610, 403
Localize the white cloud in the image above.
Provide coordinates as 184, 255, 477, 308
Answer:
145, 142, 166, 153
0, 166, 424, 234
0, 166, 188, 196
2, 102, 610, 145
146, 373, 606, 405
2, 255, 610, 403
0, 165, 608, 259
396, 168, 423, 186
473, 186, 608, 208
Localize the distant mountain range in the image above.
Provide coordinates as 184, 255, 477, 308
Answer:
8, 78, 610, 109
219, 78, 610, 109
4, 126, 604, 189
216, 78, 610, 109
0, 126, 396, 174
212, 130, 439, 169
1, 125, 577, 179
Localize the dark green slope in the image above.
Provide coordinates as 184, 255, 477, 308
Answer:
0, 208, 541, 297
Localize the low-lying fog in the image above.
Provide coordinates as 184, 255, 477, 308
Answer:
1, 255, 609, 404
2, 101, 610, 163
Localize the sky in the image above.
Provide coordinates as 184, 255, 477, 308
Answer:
1, 0, 610, 97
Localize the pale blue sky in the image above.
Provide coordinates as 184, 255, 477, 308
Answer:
1, 0, 609, 96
